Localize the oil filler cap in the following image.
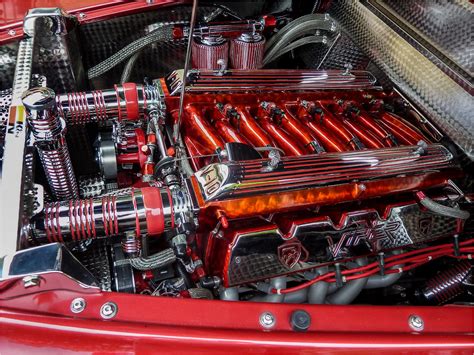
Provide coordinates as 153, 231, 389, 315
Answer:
290, 310, 311, 332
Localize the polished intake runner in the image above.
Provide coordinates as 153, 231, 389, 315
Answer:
22, 87, 78, 200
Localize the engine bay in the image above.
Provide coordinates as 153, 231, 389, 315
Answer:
0, 1, 472, 309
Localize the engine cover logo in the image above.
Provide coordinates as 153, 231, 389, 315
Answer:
278, 240, 309, 269
418, 217, 433, 236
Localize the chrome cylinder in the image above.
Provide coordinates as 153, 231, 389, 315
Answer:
56, 83, 155, 124
22, 87, 79, 200
32, 187, 175, 244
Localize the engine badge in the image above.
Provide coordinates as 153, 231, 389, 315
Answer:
278, 240, 309, 269
195, 163, 231, 200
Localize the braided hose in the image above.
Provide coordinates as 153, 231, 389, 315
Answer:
129, 248, 177, 270
88, 21, 187, 79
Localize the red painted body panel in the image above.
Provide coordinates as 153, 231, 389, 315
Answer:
0, 0, 186, 43
0, 0, 473, 352
0, 272, 474, 353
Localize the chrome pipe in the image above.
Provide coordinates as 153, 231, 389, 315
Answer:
22, 87, 78, 200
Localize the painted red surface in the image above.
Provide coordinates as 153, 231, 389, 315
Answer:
0, 0, 186, 43
0, 272, 473, 353
0, 0, 473, 352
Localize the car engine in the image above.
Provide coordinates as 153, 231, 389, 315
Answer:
0, 0, 472, 307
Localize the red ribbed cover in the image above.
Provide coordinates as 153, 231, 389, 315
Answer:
230, 37, 265, 69
192, 40, 229, 70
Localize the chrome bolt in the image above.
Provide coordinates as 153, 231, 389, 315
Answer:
259, 312, 276, 329
408, 314, 424, 332
343, 63, 353, 75
78, 12, 87, 19
8, 29, 16, 36
100, 302, 118, 319
23, 275, 41, 288
70, 298, 86, 314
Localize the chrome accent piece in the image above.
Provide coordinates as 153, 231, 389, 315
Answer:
195, 144, 455, 202
222, 199, 461, 286
79, 175, 106, 198
0, 243, 98, 288
193, 20, 264, 39
100, 302, 118, 319
32, 187, 177, 243
70, 298, 86, 313
259, 312, 276, 329
408, 314, 424, 332
23, 275, 41, 288
329, 0, 474, 159
164, 69, 377, 95
173, 0, 199, 144
23, 8, 75, 37
23, 87, 79, 200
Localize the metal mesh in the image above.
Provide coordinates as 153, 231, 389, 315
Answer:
329, 0, 474, 159
71, 239, 112, 291
0, 89, 12, 170
377, 0, 473, 79
318, 33, 370, 70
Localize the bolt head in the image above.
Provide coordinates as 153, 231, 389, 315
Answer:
259, 312, 276, 329
78, 12, 87, 19
22, 87, 56, 111
70, 298, 86, 314
100, 302, 118, 319
8, 29, 16, 36
408, 314, 424, 332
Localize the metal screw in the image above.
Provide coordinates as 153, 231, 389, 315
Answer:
78, 12, 87, 19
100, 302, 118, 319
343, 63, 353, 75
408, 314, 424, 332
23, 275, 41, 288
259, 312, 276, 329
8, 29, 16, 36
234, 256, 241, 264
70, 298, 86, 314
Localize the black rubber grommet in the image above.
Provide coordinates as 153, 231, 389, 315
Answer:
290, 310, 311, 332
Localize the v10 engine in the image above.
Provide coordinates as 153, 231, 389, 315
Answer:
1, 8, 472, 306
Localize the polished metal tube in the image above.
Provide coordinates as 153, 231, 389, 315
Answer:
22, 87, 78, 200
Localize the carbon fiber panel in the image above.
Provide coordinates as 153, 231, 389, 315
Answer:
79, 5, 217, 86
0, 43, 18, 90
329, 0, 474, 159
